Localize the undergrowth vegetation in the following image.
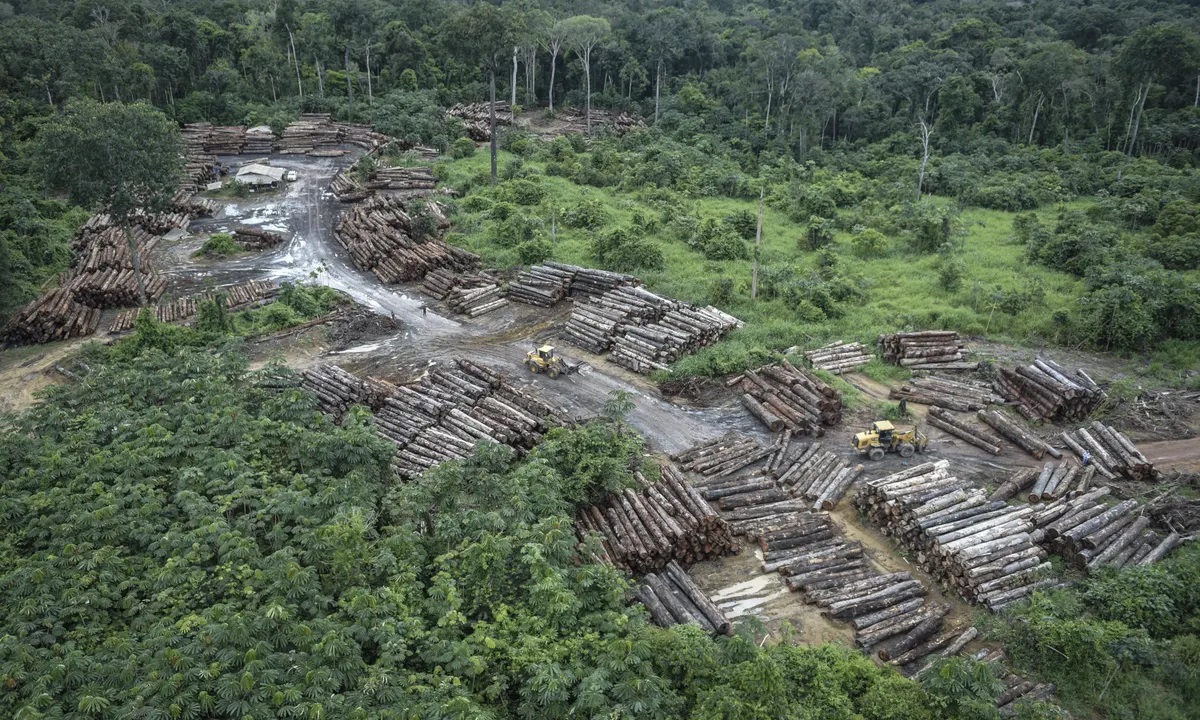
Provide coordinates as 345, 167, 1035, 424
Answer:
438, 137, 1200, 383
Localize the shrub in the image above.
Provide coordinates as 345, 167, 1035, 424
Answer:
562, 196, 609, 229
591, 227, 665, 273
851, 227, 890, 258
702, 231, 750, 261
451, 137, 476, 158
723, 209, 758, 240
515, 238, 553, 265
805, 216, 835, 250
709, 278, 734, 304
460, 195, 494, 213
495, 178, 546, 206
196, 232, 240, 257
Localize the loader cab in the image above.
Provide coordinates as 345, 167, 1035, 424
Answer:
873, 420, 895, 446
537, 345, 555, 362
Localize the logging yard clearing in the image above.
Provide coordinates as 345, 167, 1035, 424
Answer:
3, 131, 1199, 699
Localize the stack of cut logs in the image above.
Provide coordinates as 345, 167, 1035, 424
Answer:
560, 263, 640, 296
562, 300, 629, 353
300, 359, 555, 479
233, 226, 288, 250
672, 434, 775, 481
0, 288, 102, 346
109, 279, 278, 333
994, 358, 1105, 422
1060, 421, 1157, 481
71, 224, 158, 275
890, 374, 1005, 411
855, 461, 1058, 611
447, 284, 508, 317
879, 331, 976, 370
804, 342, 873, 374
635, 560, 731, 635
576, 464, 736, 575
556, 108, 645, 136
1032, 490, 1180, 572
278, 114, 342, 154
977, 409, 1060, 460
420, 267, 494, 300
564, 284, 734, 364
609, 305, 743, 375
986, 464, 1087, 504
776, 443, 866, 510
244, 127, 274, 154
329, 169, 368, 202
334, 195, 480, 282
180, 123, 249, 155
66, 268, 167, 307
446, 102, 512, 141
365, 166, 435, 191
505, 264, 576, 306
926, 406, 1006, 456
729, 360, 843, 435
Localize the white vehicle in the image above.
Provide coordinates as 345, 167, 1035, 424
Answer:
285, 170, 298, 182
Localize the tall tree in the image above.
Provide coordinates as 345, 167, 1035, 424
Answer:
445, 2, 516, 183
561, 15, 610, 134
542, 18, 569, 113
1115, 23, 1200, 155
35, 99, 182, 305
644, 8, 684, 124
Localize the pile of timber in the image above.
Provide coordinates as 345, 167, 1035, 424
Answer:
71, 225, 159, 275
557, 108, 645, 136
562, 300, 628, 353
66, 267, 166, 308
891, 374, 1005, 411
446, 102, 512, 141
447, 283, 508, 317
1021, 462, 1093, 503
635, 560, 732, 635
301, 359, 554, 479
577, 463, 736, 574
0, 288, 102, 347
233, 226, 288, 250
420, 268, 494, 300
879, 331, 974, 369
994, 358, 1105, 422
1060, 421, 1157, 482
505, 264, 576, 306
556, 263, 640, 297
181, 152, 220, 193
108, 279, 278, 333
776, 443, 866, 510
734, 500, 951, 657
804, 342, 873, 374
926, 406, 1006, 456
180, 123, 249, 155
855, 461, 1058, 611
729, 359, 843, 435
1032, 490, 1180, 571
977, 409, 1061, 460
365, 166, 435, 191
278, 114, 341, 154
609, 305, 743, 375
329, 169, 368, 202
244, 127, 274, 154
672, 434, 774, 481
334, 195, 480, 282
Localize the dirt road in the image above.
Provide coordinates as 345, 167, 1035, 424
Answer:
1139, 439, 1200, 471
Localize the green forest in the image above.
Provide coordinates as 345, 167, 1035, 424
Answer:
2, 0, 1200, 718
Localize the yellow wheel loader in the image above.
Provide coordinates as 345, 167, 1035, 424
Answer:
852, 420, 929, 461
524, 344, 581, 379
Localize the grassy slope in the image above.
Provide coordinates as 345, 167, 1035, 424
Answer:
437, 148, 1197, 381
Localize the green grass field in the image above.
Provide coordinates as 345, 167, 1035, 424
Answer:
436, 148, 1196, 384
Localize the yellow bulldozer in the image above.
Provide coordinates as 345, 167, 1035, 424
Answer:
525, 344, 580, 379
852, 420, 929, 461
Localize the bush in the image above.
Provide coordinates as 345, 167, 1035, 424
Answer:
451, 137, 476, 158
702, 231, 750, 261
562, 196, 609, 229
709, 278, 734, 304
196, 232, 240, 257
723, 209, 758, 240
495, 177, 546, 206
591, 227, 665, 273
851, 227, 890, 258
805, 216, 835, 250
515, 238, 553, 265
